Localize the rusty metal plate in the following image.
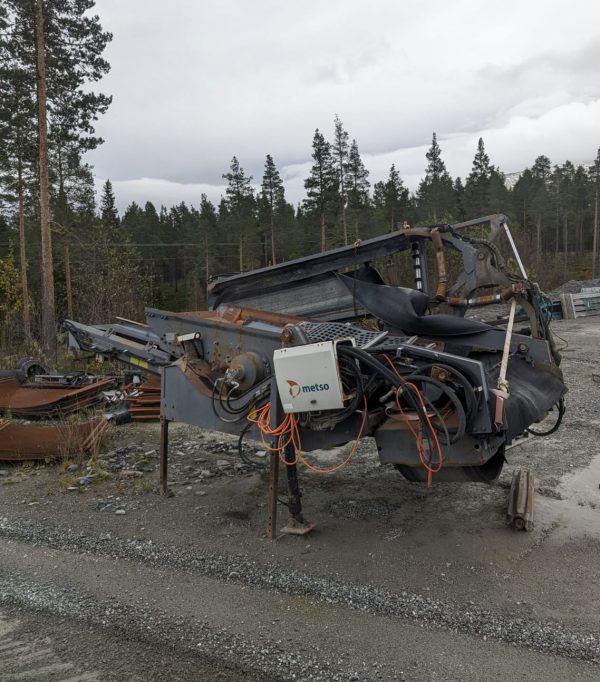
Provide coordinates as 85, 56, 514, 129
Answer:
0, 377, 115, 417
0, 418, 110, 460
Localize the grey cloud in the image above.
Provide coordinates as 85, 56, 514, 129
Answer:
89, 0, 600, 209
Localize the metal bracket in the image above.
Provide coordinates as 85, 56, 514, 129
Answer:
507, 467, 534, 531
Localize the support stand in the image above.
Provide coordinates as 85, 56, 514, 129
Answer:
159, 416, 169, 496
266, 385, 315, 538
280, 443, 316, 536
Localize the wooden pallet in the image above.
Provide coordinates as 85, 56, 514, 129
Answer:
560, 291, 600, 319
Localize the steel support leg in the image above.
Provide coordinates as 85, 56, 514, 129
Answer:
284, 444, 304, 523
267, 450, 280, 539
267, 382, 282, 539
280, 441, 315, 536
160, 416, 169, 496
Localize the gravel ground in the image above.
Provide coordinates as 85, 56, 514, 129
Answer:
0, 317, 599, 680
0, 516, 598, 665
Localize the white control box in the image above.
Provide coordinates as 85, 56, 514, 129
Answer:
273, 341, 346, 413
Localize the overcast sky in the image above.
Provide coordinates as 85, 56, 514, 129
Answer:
88, 0, 600, 212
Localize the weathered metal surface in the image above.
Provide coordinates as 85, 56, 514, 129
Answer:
208, 216, 515, 320
0, 418, 109, 460
0, 377, 115, 417
64, 318, 175, 374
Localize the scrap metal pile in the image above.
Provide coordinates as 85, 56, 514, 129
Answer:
0, 375, 115, 418
0, 366, 113, 461
65, 214, 567, 533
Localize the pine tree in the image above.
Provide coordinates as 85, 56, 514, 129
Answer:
454, 177, 466, 222
531, 155, 552, 255
344, 139, 370, 240
417, 133, 455, 222
199, 194, 218, 291
332, 115, 350, 244
222, 157, 255, 271
303, 129, 338, 251
373, 164, 408, 232
2, 0, 112, 360
0, 23, 36, 346
259, 154, 286, 264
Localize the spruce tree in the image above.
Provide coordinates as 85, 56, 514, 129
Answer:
222, 157, 255, 271
332, 115, 350, 244
464, 138, 492, 215
303, 129, 338, 251
538, 157, 558, 254
345, 139, 370, 240
259, 154, 286, 264
373, 164, 408, 232
416, 133, 455, 223
100, 179, 119, 231
199, 194, 218, 290
454, 177, 466, 222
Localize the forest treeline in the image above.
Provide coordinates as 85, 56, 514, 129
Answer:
1, 2, 600, 358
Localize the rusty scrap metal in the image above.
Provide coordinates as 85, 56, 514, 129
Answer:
0, 418, 110, 460
125, 375, 161, 421
0, 377, 114, 418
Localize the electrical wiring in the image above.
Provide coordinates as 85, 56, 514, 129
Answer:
211, 376, 271, 422
211, 378, 256, 423
382, 354, 445, 486
237, 423, 266, 469
405, 361, 479, 423
335, 345, 450, 480
247, 398, 369, 474
404, 374, 466, 444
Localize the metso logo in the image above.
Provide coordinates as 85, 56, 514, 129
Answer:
286, 380, 330, 398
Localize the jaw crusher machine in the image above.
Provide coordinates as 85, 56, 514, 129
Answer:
65, 215, 565, 535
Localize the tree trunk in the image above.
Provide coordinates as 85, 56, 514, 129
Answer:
205, 234, 209, 292
35, 0, 56, 362
592, 190, 599, 279
64, 243, 73, 319
320, 211, 327, 252
341, 205, 348, 245
270, 215, 276, 265
239, 234, 244, 272
563, 216, 568, 280
17, 160, 32, 347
